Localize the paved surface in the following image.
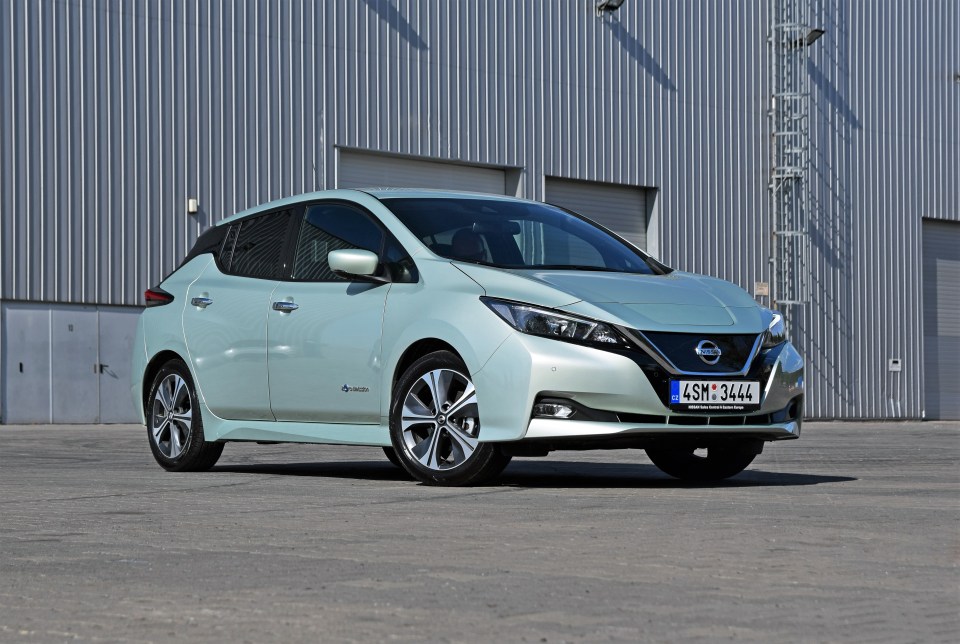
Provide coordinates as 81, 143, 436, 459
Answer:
0, 422, 957, 643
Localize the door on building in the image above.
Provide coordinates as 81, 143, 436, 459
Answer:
50, 306, 100, 423
98, 307, 143, 423
545, 177, 656, 252
922, 219, 960, 420
1, 303, 142, 423
338, 150, 507, 194
2, 304, 54, 424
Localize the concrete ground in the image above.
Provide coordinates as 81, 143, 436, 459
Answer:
0, 422, 957, 643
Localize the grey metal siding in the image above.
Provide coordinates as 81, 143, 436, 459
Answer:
1, 0, 957, 419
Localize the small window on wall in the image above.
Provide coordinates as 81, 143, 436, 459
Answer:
292, 203, 385, 281
227, 211, 291, 279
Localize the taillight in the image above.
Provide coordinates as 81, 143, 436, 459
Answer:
144, 287, 175, 307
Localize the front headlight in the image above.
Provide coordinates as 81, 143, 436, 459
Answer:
482, 297, 625, 346
762, 309, 787, 348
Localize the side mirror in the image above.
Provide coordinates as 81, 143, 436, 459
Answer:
327, 249, 388, 283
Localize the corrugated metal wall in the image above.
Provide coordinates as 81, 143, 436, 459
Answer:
802, 0, 959, 418
1, 0, 957, 419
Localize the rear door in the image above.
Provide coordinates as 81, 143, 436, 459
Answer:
183, 210, 292, 421
267, 202, 393, 423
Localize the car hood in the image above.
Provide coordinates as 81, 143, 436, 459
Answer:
454, 264, 766, 333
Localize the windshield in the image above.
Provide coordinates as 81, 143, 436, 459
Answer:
381, 197, 657, 274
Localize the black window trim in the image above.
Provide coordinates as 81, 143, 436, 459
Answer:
178, 224, 229, 269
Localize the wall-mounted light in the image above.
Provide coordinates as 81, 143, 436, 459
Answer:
596, 0, 625, 16
187, 197, 199, 215
804, 28, 826, 46
792, 28, 825, 49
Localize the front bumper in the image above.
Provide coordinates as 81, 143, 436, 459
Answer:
471, 332, 804, 442
524, 418, 800, 440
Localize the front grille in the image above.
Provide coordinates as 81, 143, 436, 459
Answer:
622, 346, 776, 412
639, 331, 760, 374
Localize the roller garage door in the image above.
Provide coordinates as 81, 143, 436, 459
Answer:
545, 177, 655, 250
922, 219, 960, 419
338, 150, 505, 194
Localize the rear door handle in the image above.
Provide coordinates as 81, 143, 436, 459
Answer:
272, 301, 299, 312
191, 297, 213, 308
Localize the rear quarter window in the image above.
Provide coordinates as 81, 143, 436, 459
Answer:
224, 211, 292, 279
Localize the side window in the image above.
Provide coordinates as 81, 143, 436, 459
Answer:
227, 211, 291, 279
219, 223, 240, 270
292, 203, 385, 281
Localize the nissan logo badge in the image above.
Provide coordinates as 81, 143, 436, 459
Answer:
695, 340, 722, 365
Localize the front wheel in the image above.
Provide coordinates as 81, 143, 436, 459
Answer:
389, 351, 511, 486
146, 359, 223, 472
646, 442, 760, 481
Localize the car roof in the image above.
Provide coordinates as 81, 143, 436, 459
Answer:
217, 188, 528, 226
360, 188, 519, 201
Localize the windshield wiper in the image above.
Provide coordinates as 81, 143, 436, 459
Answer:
520, 264, 623, 272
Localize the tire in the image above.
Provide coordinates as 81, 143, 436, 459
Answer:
389, 350, 511, 486
646, 442, 760, 481
382, 446, 403, 468
146, 359, 224, 472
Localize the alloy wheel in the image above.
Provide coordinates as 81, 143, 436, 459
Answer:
400, 368, 479, 470
151, 373, 193, 459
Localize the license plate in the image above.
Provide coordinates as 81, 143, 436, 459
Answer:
670, 380, 760, 412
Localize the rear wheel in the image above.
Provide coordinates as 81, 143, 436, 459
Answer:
146, 359, 223, 472
646, 442, 760, 481
389, 351, 511, 486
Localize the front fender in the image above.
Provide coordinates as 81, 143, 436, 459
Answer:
378, 260, 511, 419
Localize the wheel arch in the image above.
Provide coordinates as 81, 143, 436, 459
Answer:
142, 350, 189, 415
391, 338, 463, 390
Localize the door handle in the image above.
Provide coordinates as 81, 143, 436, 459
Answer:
272, 301, 299, 312
191, 297, 213, 308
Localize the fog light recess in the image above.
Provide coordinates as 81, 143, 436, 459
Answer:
532, 403, 576, 419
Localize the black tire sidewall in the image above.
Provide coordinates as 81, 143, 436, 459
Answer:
146, 359, 214, 472
646, 444, 757, 481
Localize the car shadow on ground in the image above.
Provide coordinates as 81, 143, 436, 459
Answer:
212, 460, 855, 488
497, 461, 856, 488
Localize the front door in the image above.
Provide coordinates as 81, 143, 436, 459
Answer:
268, 202, 391, 423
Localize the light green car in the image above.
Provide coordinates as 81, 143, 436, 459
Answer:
133, 189, 804, 485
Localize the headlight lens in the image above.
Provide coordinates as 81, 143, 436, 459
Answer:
482, 298, 625, 346
762, 309, 787, 348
